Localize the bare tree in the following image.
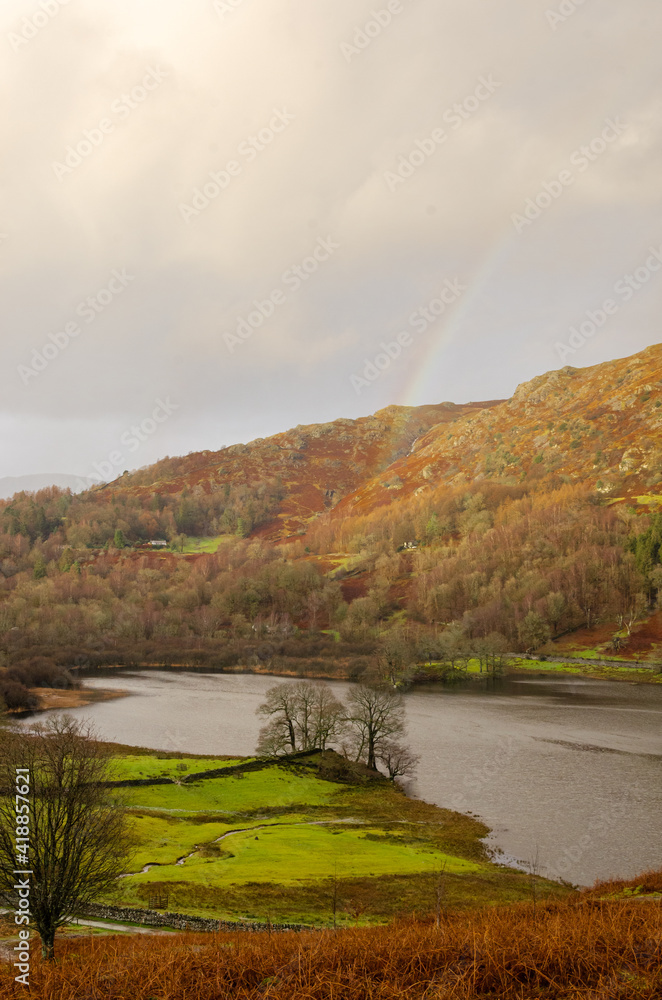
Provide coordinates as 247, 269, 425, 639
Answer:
255, 721, 293, 757
256, 682, 301, 753
434, 861, 447, 929
616, 595, 648, 637
0, 716, 133, 960
256, 681, 345, 756
308, 683, 346, 750
344, 684, 406, 771
377, 627, 417, 687
377, 739, 420, 781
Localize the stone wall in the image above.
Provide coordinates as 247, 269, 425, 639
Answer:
78, 902, 305, 934
102, 749, 325, 789
100, 777, 174, 788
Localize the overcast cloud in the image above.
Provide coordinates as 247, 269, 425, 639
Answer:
1, 0, 660, 479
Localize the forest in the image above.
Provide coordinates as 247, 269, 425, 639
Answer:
0, 472, 658, 709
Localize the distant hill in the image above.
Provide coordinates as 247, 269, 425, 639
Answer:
94, 400, 500, 539
332, 342, 662, 521
0, 473, 85, 500
95, 343, 662, 537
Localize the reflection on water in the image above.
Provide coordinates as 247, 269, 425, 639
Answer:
18, 670, 662, 886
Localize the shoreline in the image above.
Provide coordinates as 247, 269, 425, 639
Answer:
19, 685, 128, 714
17, 655, 661, 719
506, 658, 662, 685
65, 656, 662, 688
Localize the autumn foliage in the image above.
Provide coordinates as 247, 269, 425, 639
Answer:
1, 883, 660, 999
0, 345, 661, 677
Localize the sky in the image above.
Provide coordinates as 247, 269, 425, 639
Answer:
1, 0, 661, 482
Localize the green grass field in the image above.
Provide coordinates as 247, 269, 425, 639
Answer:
109, 755, 244, 782
508, 658, 662, 683
106, 750, 569, 925
120, 766, 340, 813
127, 823, 481, 887
179, 535, 234, 554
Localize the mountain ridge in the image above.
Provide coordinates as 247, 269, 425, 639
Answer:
92, 343, 662, 538
331, 343, 662, 522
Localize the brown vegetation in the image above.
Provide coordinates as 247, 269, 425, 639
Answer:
30, 686, 126, 712
1, 874, 660, 998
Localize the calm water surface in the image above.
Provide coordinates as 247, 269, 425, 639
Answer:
20, 671, 662, 886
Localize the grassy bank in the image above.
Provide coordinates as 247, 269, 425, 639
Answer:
105, 749, 567, 926
506, 657, 662, 684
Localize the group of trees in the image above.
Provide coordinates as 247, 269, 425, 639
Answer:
0, 478, 657, 675
307, 483, 655, 649
256, 680, 419, 781
629, 512, 662, 605
0, 534, 345, 651
0, 477, 284, 551
0, 656, 78, 710
376, 623, 509, 683
407, 491, 649, 647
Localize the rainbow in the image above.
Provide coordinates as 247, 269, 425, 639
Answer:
397, 236, 517, 405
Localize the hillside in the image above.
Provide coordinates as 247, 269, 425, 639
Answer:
94, 401, 500, 540
333, 344, 662, 520
96, 343, 661, 535
0, 344, 661, 692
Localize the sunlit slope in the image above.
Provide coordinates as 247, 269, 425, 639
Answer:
93, 402, 500, 538
332, 344, 662, 519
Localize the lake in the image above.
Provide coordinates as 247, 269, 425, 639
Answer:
19, 670, 662, 887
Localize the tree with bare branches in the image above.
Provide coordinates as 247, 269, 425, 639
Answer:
256, 683, 301, 754
0, 716, 133, 960
377, 626, 418, 687
256, 681, 345, 755
344, 684, 407, 771
377, 739, 420, 781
